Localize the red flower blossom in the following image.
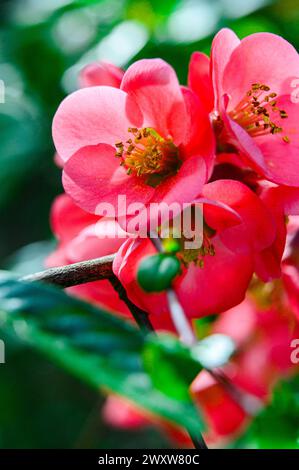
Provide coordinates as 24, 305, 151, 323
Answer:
189, 29, 299, 186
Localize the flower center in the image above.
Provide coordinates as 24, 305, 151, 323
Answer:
178, 234, 215, 269
177, 222, 216, 269
115, 127, 181, 186
229, 83, 290, 143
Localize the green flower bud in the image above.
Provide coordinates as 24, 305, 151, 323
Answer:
137, 253, 181, 292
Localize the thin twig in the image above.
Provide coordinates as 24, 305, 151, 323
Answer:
108, 274, 155, 333
20, 254, 155, 335
20, 255, 115, 288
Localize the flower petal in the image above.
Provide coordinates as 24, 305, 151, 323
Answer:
211, 28, 240, 109
68, 281, 130, 317
176, 236, 253, 317
188, 52, 214, 114
79, 61, 124, 88
67, 220, 127, 262
121, 59, 187, 144
202, 180, 276, 253
255, 96, 299, 186
221, 94, 267, 175
53, 86, 143, 162
223, 32, 299, 110
254, 186, 287, 281
114, 233, 253, 319
191, 370, 247, 438
50, 193, 99, 243
113, 238, 170, 316
63, 144, 154, 215
151, 155, 207, 207
180, 86, 215, 178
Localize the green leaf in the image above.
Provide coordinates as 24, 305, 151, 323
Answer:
236, 375, 299, 449
0, 271, 203, 436
143, 333, 203, 403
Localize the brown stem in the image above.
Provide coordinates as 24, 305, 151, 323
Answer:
108, 274, 155, 333
20, 254, 154, 334
20, 255, 115, 288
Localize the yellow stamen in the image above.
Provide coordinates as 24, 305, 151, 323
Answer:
229, 83, 290, 144
178, 231, 215, 269
115, 127, 181, 186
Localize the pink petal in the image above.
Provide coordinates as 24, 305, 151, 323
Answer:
254, 244, 284, 281
263, 186, 299, 216
46, 246, 69, 268
175, 235, 253, 318
113, 238, 170, 317
188, 52, 214, 114
102, 396, 150, 429
281, 188, 299, 215
216, 152, 248, 169
211, 28, 240, 110
150, 155, 207, 208
121, 59, 187, 145
50, 193, 99, 243
254, 187, 286, 281
118, 156, 209, 232
52, 86, 143, 162
66, 220, 127, 262
79, 61, 124, 88
191, 371, 247, 438
202, 180, 276, 253
63, 144, 154, 216
255, 96, 299, 186
180, 86, 215, 178
223, 33, 299, 111
68, 281, 130, 317
282, 264, 299, 321
221, 94, 267, 175
213, 298, 256, 347
114, 233, 253, 319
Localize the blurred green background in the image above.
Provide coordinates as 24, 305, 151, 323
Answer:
0, 0, 298, 449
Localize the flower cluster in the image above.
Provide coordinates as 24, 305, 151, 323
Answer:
49, 29, 299, 446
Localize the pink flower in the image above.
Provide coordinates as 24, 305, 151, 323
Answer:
188, 51, 214, 115
254, 184, 299, 281
113, 180, 276, 318
281, 216, 299, 321
189, 29, 299, 186
79, 61, 124, 88
53, 59, 215, 220
191, 297, 299, 442
54, 62, 125, 168
47, 193, 176, 331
